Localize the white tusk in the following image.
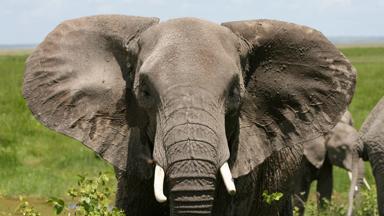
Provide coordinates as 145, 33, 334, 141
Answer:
220, 162, 236, 195
348, 171, 352, 181
363, 178, 371, 190
154, 165, 167, 203
348, 172, 358, 191
348, 171, 371, 191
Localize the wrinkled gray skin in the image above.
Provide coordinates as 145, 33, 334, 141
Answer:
350, 97, 384, 216
293, 111, 366, 215
23, 15, 356, 216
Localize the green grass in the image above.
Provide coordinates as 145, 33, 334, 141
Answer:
0, 47, 383, 213
0, 55, 114, 200
344, 47, 384, 128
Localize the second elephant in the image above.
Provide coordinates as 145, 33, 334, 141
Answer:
293, 111, 369, 215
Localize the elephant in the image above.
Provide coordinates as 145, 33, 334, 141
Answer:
293, 110, 370, 215
23, 15, 357, 216
349, 97, 384, 216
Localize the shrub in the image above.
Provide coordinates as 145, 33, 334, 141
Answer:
15, 197, 41, 216
48, 172, 124, 215
294, 198, 347, 216
294, 186, 379, 216
0, 172, 124, 216
355, 186, 379, 216
262, 190, 284, 205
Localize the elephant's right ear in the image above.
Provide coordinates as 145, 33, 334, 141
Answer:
23, 15, 159, 171
222, 20, 356, 178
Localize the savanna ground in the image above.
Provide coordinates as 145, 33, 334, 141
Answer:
0, 46, 383, 215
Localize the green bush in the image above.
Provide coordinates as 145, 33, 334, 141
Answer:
355, 186, 379, 216
293, 198, 347, 216
0, 172, 124, 216
294, 186, 379, 216
47, 172, 124, 216
15, 197, 41, 216
262, 191, 284, 205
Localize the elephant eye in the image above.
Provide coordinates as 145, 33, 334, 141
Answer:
226, 78, 241, 112
140, 86, 151, 97
229, 84, 240, 98
136, 77, 155, 109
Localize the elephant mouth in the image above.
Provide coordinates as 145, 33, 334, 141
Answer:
153, 162, 236, 203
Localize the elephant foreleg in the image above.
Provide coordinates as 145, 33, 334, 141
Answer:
316, 158, 333, 209
279, 196, 293, 216
115, 168, 131, 213
293, 158, 316, 216
293, 182, 311, 216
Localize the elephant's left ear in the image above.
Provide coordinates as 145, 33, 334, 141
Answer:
303, 136, 327, 168
222, 19, 356, 178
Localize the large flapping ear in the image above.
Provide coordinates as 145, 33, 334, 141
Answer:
23, 15, 159, 171
222, 19, 356, 178
303, 136, 327, 169
326, 118, 359, 170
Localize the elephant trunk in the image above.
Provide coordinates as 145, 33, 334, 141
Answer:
152, 92, 232, 216
365, 141, 384, 216
354, 137, 384, 216
165, 122, 220, 216
356, 98, 384, 215
347, 153, 361, 216
168, 159, 216, 216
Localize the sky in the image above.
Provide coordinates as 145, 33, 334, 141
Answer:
1, 0, 384, 44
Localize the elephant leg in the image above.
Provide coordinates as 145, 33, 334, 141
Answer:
115, 168, 130, 213
293, 179, 311, 216
316, 158, 333, 209
293, 158, 316, 216
114, 168, 169, 216
279, 195, 293, 216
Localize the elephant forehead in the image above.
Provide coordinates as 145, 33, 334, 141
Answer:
136, 18, 242, 98
146, 18, 236, 43
327, 122, 358, 146
140, 18, 240, 61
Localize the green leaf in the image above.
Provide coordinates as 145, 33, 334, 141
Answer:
47, 197, 65, 215
262, 190, 283, 204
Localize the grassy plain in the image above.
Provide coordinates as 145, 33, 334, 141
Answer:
0, 54, 114, 213
0, 47, 383, 213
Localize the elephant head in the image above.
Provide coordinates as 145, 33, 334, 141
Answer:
327, 111, 370, 192
23, 15, 356, 215
304, 110, 369, 215
349, 97, 384, 216
326, 111, 361, 171
303, 110, 359, 170
304, 111, 367, 185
